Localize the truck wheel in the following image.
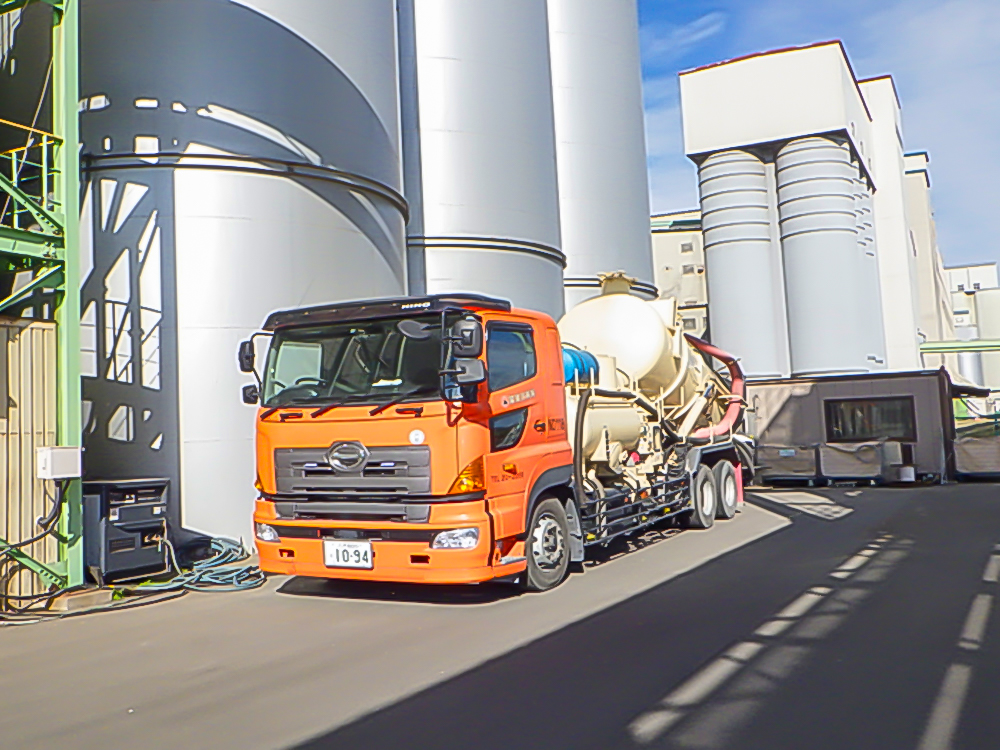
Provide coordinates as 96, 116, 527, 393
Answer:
682, 465, 717, 529
714, 461, 738, 519
522, 497, 570, 592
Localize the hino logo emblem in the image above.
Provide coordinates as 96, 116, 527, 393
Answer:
327, 441, 370, 472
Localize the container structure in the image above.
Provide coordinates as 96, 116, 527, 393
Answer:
0, 320, 58, 599
79, 0, 407, 541
547, 0, 656, 309
698, 150, 790, 378
400, 0, 565, 319
777, 136, 878, 376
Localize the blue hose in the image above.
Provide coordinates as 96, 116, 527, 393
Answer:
130, 537, 266, 593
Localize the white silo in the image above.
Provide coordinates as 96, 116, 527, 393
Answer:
777, 136, 880, 376
547, 0, 656, 309
79, 0, 406, 542
854, 173, 888, 368
698, 150, 790, 378
400, 0, 565, 319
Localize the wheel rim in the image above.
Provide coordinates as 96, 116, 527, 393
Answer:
531, 514, 565, 570
700, 478, 715, 516
723, 475, 737, 508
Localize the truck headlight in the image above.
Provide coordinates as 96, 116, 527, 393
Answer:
431, 527, 480, 549
255, 522, 280, 543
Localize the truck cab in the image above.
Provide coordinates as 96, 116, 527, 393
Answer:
242, 295, 573, 588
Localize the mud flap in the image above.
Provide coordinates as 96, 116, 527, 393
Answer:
564, 499, 585, 562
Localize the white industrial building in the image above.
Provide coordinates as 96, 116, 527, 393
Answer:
675, 41, 959, 382
650, 210, 708, 337
947, 262, 1000, 397
903, 152, 959, 374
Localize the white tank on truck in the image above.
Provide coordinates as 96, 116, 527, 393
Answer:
557, 272, 751, 539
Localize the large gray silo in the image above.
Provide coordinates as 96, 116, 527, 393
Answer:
79, 0, 406, 542
854, 173, 888, 368
698, 150, 790, 378
776, 136, 874, 376
547, 0, 656, 309
399, 0, 565, 319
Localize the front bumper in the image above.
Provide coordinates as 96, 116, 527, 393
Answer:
253, 498, 526, 584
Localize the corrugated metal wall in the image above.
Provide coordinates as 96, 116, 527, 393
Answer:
0, 318, 58, 598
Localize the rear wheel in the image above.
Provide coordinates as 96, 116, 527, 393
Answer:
681, 465, 717, 529
714, 461, 738, 519
522, 497, 570, 591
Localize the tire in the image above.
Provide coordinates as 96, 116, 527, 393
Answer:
713, 461, 738, 520
522, 497, 570, 591
682, 465, 717, 529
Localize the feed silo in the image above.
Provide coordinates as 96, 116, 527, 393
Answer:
776, 136, 872, 376
547, 0, 656, 309
79, 0, 406, 541
697, 150, 790, 378
854, 173, 888, 368
399, 0, 565, 319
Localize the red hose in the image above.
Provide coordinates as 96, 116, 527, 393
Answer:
684, 334, 745, 440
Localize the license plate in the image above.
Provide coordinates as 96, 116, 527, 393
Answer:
323, 540, 373, 569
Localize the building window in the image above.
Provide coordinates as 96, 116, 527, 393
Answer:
682, 264, 695, 275
974, 282, 981, 290
824, 397, 917, 443
958, 284, 965, 291
682, 318, 697, 330
487, 325, 536, 392
680, 242, 693, 254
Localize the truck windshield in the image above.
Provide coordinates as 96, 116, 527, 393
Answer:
262, 315, 448, 408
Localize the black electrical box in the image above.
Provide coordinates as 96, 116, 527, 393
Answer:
83, 479, 170, 583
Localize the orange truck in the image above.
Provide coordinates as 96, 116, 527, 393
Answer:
239, 280, 754, 591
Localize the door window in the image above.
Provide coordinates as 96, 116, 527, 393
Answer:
490, 408, 528, 451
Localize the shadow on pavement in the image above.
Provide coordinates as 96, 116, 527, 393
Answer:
275, 576, 522, 605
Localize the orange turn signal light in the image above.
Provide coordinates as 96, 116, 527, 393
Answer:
448, 456, 485, 494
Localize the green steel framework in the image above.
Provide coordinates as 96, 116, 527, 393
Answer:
0, 0, 81, 588
921, 340, 1000, 354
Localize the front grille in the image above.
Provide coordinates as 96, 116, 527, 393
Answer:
272, 525, 436, 543
275, 445, 431, 495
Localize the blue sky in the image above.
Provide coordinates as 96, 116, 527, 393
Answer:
637, 0, 1000, 268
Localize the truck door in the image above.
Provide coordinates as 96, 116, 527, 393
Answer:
483, 321, 548, 539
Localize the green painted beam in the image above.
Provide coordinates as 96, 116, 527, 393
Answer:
0, 539, 68, 588
0, 1, 64, 16
0, 228, 64, 259
920, 340, 1000, 354
0, 265, 64, 314
0, 169, 64, 238
53, 0, 83, 587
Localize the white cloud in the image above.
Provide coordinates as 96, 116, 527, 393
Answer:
641, 11, 727, 69
640, 12, 729, 214
643, 96, 699, 212
855, 0, 1000, 266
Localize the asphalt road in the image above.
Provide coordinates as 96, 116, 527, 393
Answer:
2, 484, 998, 750
303, 484, 1000, 750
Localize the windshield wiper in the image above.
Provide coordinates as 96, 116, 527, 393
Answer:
260, 397, 328, 420
311, 398, 351, 419
368, 386, 438, 416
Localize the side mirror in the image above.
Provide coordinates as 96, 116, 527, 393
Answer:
242, 384, 259, 405
238, 340, 255, 373
454, 358, 486, 385
451, 318, 483, 358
